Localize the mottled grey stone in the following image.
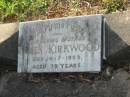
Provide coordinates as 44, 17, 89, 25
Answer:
0, 70, 130, 97
18, 15, 103, 73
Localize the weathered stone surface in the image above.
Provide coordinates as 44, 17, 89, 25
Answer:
18, 15, 103, 73
0, 23, 19, 65
105, 11, 130, 64
0, 70, 130, 97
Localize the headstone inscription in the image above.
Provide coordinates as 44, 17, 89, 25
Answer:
18, 15, 103, 73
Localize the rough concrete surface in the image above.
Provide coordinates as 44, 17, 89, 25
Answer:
0, 23, 19, 67
105, 11, 130, 64
0, 23, 19, 60
0, 70, 130, 97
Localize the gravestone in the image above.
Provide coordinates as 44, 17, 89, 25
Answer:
18, 15, 103, 73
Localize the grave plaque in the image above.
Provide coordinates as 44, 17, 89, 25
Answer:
18, 15, 103, 73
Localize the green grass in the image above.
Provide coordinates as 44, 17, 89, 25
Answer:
102, 0, 124, 13
0, 0, 49, 22
0, 0, 128, 23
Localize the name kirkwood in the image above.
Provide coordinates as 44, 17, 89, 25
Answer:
29, 43, 99, 55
